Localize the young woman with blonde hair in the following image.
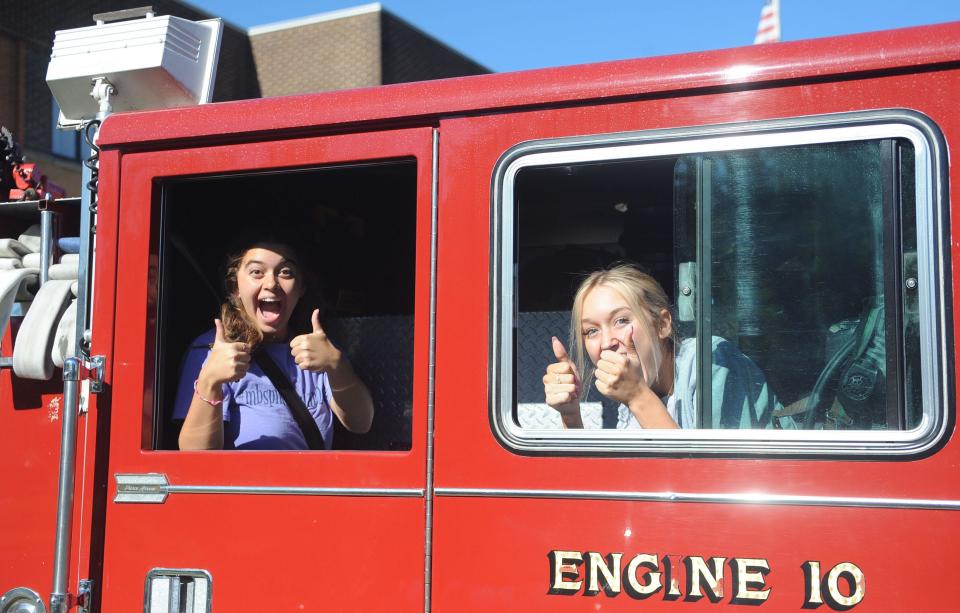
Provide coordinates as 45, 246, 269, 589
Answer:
544, 264, 780, 430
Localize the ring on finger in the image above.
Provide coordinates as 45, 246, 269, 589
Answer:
555, 374, 560, 384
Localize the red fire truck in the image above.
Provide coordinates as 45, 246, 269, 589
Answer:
1, 16, 958, 612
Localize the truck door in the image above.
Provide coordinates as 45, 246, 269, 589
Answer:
431, 71, 956, 610
96, 126, 435, 611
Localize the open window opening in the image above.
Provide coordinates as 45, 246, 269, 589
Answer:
150, 160, 417, 451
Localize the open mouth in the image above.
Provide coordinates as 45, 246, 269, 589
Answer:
257, 297, 284, 326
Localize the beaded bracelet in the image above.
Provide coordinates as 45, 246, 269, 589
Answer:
193, 379, 223, 406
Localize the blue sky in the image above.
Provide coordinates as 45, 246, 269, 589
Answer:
186, 1, 960, 73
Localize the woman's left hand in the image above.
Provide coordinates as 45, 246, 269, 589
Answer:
595, 325, 679, 429
594, 325, 649, 405
291, 309, 373, 434
290, 309, 342, 373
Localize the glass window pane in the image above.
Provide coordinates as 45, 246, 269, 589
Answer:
673, 139, 919, 431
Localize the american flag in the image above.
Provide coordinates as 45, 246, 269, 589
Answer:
754, 0, 781, 44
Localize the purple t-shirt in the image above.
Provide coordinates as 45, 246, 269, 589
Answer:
173, 329, 334, 450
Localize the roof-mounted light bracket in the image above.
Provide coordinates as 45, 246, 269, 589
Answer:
46, 10, 223, 128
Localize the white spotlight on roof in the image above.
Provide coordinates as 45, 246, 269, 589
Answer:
46, 6, 223, 126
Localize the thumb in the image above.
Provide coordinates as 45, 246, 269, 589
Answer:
551, 336, 571, 363
214, 318, 225, 344
311, 309, 324, 334
625, 324, 641, 361
625, 324, 650, 384
553, 336, 581, 389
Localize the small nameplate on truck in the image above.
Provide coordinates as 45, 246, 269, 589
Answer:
114, 473, 169, 503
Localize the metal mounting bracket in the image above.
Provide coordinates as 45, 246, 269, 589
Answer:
87, 355, 105, 393
76, 579, 93, 613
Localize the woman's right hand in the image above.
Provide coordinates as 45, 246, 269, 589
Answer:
543, 337, 583, 427
198, 319, 251, 387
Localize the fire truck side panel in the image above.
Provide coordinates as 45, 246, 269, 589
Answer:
100, 496, 426, 611
0, 342, 61, 597
73, 147, 123, 600
429, 67, 958, 610
433, 497, 955, 609
0, 193, 88, 599
95, 128, 435, 611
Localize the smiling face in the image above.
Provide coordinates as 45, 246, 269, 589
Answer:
580, 284, 671, 388
234, 245, 304, 340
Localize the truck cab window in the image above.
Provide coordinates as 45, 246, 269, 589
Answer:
151, 160, 417, 451
494, 114, 946, 455
673, 141, 920, 432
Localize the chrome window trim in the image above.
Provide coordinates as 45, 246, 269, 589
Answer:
434, 487, 960, 511
491, 109, 950, 457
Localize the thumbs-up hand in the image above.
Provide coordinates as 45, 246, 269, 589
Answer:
290, 309, 342, 372
543, 336, 582, 417
594, 324, 649, 405
199, 319, 251, 385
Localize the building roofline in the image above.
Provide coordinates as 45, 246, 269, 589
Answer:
246, 2, 488, 73
173, 0, 249, 33
379, 8, 489, 73
248, 2, 382, 35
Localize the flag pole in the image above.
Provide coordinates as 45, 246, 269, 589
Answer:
754, 0, 781, 44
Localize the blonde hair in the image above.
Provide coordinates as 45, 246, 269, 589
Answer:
568, 264, 673, 394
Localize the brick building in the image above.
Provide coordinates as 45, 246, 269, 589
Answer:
0, 1, 487, 195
